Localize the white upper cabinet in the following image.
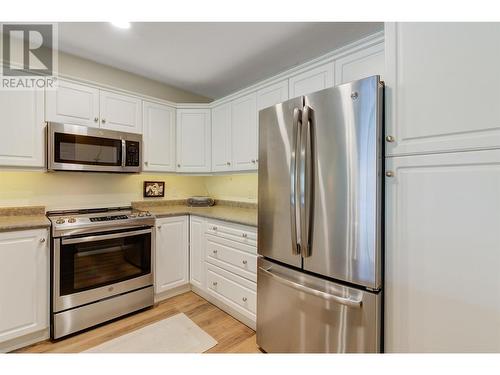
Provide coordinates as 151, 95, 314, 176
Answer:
385, 149, 500, 352
385, 23, 500, 156
0, 89, 45, 167
232, 92, 258, 171
211, 102, 233, 172
176, 108, 211, 172
334, 43, 384, 85
143, 101, 176, 172
256, 80, 289, 111
288, 61, 334, 98
155, 216, 189, 294
0, 229, 49, 344
99, 90, 142, 134
45, 80, 100, 127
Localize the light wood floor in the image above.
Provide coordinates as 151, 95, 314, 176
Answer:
15, 291, 260, 353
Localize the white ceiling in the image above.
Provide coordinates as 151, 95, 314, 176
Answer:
58, 22, 383, 100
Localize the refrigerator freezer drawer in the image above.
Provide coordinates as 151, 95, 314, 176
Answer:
257, 258, 382, 353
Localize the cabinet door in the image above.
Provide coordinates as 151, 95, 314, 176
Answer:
155, 216, 189, 294
176, 109, 211, 172
0, 229, 49, 343
256, 80, 289, 111
190, 216, 206, 289
288, 61, 334, 98
143, 101, 176, 172
0, 89, 45, 167
385, 150, 500, 352
211, 103, 232, 172
232, 92, 258, 171
45, 80, 100, 127
100, 90, 142, 134
334, 43, 384, 85
385, 23, 500, 156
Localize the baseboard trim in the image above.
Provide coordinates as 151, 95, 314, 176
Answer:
154, 284, 191, 303
1, 329, 49, 353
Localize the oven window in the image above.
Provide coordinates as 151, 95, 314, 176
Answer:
59, 231, 151, 296
54, 132, 122, 166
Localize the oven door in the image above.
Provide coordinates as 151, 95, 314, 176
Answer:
53, 228, 153, 312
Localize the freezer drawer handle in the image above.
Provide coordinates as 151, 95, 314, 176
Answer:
258, 266, 362, 308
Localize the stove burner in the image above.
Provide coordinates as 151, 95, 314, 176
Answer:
89, 215, 129, 222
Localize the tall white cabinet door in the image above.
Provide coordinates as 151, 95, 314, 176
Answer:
385, 23, 500, 156
256, 80, 289, 111
334, 43, 384, 85
0, 89, 45, 167
143, 101, 176, 172
288, 61, 334, 98
385, 150, 500, 352
211, 103, 233, 172
99, 90, 142, 134
45, 80, 100, 127
0, 229, 49, 344
190, 216, 206, 290
232, 93, 258, 171
176, 109, 211, 173
155, 216, 189, 294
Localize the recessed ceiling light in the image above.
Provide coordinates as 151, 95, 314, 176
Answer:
111, 21, 131, 29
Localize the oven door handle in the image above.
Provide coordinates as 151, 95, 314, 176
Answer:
61, 228, 152, 245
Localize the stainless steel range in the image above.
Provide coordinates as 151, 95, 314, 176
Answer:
47, 207, 155, 339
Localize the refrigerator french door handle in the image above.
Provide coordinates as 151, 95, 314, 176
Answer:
258, 266, 362, 308
299, 105, 313, 258
290, 107, 302, 255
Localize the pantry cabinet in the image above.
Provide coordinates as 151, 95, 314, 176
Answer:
0, 89, 45, 167
231, 92, 258, 171
0, 229, 49, 345
155, 216, 189, 294
45, 80, 100, 127
385, 149, 500, 352
143, 101, 176, 172
176, 109, 211, 173
99, 90, 142, 134
211, 102, 233, 172
288, 61, 334, 98
385, 23, 500, 156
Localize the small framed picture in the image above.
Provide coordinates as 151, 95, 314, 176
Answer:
143, 181, 165, 198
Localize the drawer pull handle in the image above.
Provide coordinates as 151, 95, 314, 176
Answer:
212, 226, 218, 230
242, 233, 248, 238
242, 297, 247, 302
212, 281, 217, 287
212, 249, 217, 254
242, 260, 247, 265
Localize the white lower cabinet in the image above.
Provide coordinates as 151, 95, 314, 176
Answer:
0, 229, 49, 348
155, 216, 189, 295
385, 149, 500, 352
189, 216, 206, 289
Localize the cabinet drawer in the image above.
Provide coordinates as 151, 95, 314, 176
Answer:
205, 235, 257, 281
206, 263, 256, 316
206, 219, 257, 246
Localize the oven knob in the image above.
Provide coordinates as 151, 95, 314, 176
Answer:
55, 218, 65, 224
130, 214, 137, 218
138, 212, 145, 217
68, 217, 76, 223
145, 212, 151, 216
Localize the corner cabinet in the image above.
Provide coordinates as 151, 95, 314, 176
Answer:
155, 216, 189, 295
143, 101, 176, 172
0, 89, 45, 167
0, 229, 49, 348
231, 93, 258, 171
176, 109, 211, 173
211, 102, 233, 172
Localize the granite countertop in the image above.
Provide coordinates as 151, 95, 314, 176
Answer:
0, 206, 51, 232
132, 200, 257, 227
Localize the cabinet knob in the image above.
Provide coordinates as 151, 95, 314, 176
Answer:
226, 161, 231, 166
101, 119, 106, 124
145, 161, 149, 166
251, 159, 256, 163
385, 135, 395, 143
157, 225, 162, 229
242, 260, 247, 265
385, 171, 395, 177
94, 117, 98, 123
213, 249, 217, 254
212, 226, 218, 230
212, 281, 217, 287
39, 238, 46, 243
242, 297, 247, 302
177, 164, 181, 168
242, 233, 247, 238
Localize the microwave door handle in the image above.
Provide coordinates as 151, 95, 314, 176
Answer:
299, 105, 314, 258
290, 107, 302, 255
61, 228, 151, 245
121, 139, 126, 167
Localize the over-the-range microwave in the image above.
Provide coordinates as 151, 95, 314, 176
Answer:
47, 122, 142, 173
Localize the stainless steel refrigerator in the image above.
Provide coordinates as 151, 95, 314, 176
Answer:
257, 75, 384, 353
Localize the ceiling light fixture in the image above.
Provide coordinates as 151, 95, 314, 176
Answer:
111, 21, 131, 29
